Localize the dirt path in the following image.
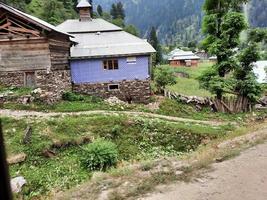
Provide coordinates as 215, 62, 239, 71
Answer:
0, 109, 224, 126
141, 142, 267, 200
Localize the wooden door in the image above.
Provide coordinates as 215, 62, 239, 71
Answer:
25, 72, 36, 87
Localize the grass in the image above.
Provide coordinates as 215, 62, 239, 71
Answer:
157, 98, 251, 122
162, 62, 213, 97
1, 114, 233, 199
0, 85, 32, 97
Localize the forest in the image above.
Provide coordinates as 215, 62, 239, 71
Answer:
2, 0, 267, 45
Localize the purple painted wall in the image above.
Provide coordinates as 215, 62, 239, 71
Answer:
71, 56, 150, 84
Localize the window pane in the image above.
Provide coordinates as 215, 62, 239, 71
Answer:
103, 60, 107, 69
108, 60, 113, 70
114, 60, 118, 69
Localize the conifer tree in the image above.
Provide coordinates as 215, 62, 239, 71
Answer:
149, 26, 163, 65
97, 5, 103, 16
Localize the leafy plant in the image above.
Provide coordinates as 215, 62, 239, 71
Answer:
153, 66, 177, 94
62, 91, 85, 102
81, 139, 118, 171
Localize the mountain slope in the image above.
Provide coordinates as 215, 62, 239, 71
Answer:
94, 0, 204, 45
94, 0, 267, 45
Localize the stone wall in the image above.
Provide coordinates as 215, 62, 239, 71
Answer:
73, 79, 152, 103
0, 70, 71, 102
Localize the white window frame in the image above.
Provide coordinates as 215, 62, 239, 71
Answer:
127, 56, 137, 64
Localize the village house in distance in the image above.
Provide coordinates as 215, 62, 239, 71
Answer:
0, 2, 72, 100
57, 0, 155, 103
168, 49, 200, 67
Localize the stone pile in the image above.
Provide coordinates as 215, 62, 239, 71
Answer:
105, 96, 127, 106
165, 90, 212, 107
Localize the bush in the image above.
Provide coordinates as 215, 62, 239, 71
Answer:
81, 139, 118, 171
153, 66, 177, 94
62, 92, 85, 101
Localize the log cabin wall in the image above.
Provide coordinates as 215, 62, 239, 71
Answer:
0, 6, 72, 101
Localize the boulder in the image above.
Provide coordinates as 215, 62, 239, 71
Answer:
11, 176, 27, 193
7, 153, 27, 165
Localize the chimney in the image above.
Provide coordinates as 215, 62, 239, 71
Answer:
77, 0, 92, 21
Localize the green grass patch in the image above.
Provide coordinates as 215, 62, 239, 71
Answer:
1, 114, 233, 199
157, 98, 248, 122
160, 62, 213, 97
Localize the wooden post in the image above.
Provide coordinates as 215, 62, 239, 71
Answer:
0, 119, 13, 200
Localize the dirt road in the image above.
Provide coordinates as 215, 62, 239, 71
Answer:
142, 142, 267, 200
0, 109, 224, 126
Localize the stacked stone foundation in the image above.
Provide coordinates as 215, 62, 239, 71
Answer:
73, 79, 152, 104
0, 70, 71, 102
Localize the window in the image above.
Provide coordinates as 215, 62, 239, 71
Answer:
108, 84, 119, 91
103, 59, 119, 70
127, 57, 137, 64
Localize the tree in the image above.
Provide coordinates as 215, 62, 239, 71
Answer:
149, 26, 163, 65
199, 0, 263, 112
154, 66, 177, 94
124, 24, 139, 36
110, 3, 118, 19
116, 2, 125, 20
97, 5, 103, 16
41, 0, 66, 25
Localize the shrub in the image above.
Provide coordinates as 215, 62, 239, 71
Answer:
81, 139, 118, 171
153, 66, 177, 94
62, 92, 85, 101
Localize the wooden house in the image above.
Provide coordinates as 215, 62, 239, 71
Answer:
0, 3, 72, 101
169, 49, 200, 67
57, 0, 155, 103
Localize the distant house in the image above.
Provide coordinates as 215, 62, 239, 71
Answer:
57, 0, 155, 103
254, 61, 267, 83
0, 2, 72, 100
168, 49, 200, 67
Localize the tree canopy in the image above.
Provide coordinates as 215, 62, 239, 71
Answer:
200, 0, 263, 105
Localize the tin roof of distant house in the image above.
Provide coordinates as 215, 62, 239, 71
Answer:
0, 2, 71, 37
70, 31, 156, 59
57, 18, 122, 34
77, 0, 92, 8
168, 49, 200, 61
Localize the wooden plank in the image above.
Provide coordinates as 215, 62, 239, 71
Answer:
8, 26, 40, 36
0, 21, 11, 29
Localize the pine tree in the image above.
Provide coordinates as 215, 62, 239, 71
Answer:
116, 2, 125, 20
149, 27, 162, 65
110, 3, 118, 19
97, 5, 103, 16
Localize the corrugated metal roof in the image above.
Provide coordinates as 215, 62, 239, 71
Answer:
70, 31, 156, 58
77, 0, 92, 8
57, 19, 122, 33
0, 2, 71, 37
169, 55, 200, 61
168, 49, 200, 60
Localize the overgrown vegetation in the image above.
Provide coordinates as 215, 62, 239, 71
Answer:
2, 114, 232, 199
200, 0, 263, 106
81, 140, 118, 171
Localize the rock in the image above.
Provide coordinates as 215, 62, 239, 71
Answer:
259, 96, 267, 106
175, 170, 183, 176
7, 153, 27, 165
255, 104, 263, 109
11, 176, 27, 193
42, 149, 56, 158
104, 96, 126, 106
31, 88, 42, 95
